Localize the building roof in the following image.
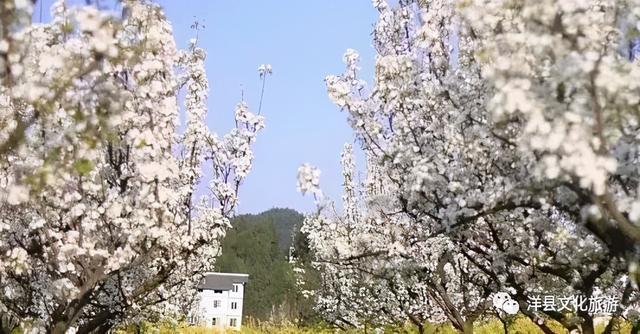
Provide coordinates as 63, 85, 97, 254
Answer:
197, 272, 249, 291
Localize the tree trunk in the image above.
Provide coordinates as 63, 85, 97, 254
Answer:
462, 320, 474, 334
0, 311, 20, 334
93, 322, 113, 334
496, 314, 508, 334
580, 313, 595, 334
51, 321, 69, 334
75, 310, 118, 334
0, 312, 19, 334
518, 302, 556, 334
405, 313, 424, 334
415, 322, 424, 334
602, 316, 620, 334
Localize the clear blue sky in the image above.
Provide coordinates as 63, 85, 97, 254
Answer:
37, 1, 378, 214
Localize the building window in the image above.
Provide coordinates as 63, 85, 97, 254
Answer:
214, 289, 223, 294
213, 300, 221, 308
232, 284, 239, 292
231, 302, 237, 310
211, 318, 217, 326
229, 318, 237, 327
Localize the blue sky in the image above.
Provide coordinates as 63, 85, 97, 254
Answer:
37, 1, 378, 214
158, 1, 378, 214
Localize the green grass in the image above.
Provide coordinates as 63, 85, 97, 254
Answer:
114, 316, 636, 334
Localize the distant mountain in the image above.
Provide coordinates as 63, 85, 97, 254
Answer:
230, 208, 304, 252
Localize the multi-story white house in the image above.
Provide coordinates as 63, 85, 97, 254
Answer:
191, 272, 249, 330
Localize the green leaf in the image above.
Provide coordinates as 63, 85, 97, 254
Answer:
556, 82, 566, 103
74, 159, 94, 175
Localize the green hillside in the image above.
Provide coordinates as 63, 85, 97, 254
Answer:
215, 208, 318, 324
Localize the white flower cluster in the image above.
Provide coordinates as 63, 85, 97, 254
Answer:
258, 63, 272, 78
297, 164, 322, 198
300, 0, 640, 332
0, 1, 264, 331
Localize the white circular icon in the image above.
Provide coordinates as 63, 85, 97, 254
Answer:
492, 292, 519, 315
492, 292, 510, 309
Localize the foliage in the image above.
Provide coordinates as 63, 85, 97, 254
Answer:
215, 209, 320, 325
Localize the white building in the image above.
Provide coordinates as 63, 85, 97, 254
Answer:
191, 272, 249, 330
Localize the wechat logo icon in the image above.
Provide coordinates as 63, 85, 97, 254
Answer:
493, 292, 520, 315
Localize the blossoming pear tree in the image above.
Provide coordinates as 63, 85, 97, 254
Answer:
0, 1, 266, 332
301, 145, 635, 333
463, 0, 640, 264
299, 0, 640, 333
300, 145, 488, 333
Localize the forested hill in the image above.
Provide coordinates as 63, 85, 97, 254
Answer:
242, 208, 304, 251
215, 208, 318, 323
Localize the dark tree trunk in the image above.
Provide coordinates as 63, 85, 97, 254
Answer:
75, 310, 118, 334
602, 316, 620, 334
0, 312, 19, 334
579, 312, 595, 334
519, 306, 559, 334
